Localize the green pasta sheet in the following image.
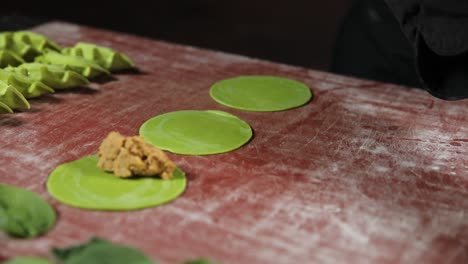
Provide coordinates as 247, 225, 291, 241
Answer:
47, 155, 187, 211
210, 75, 312, 112
0, 80, 30, 110
6, 63, 90, 90
0, 69, 54, 98
140, 110, 253, 155
0, 31, 60, 61
35, 50, 110, 79
12, 31, 61, 52
62, 42, 134, 72
0, 184, 56, 238
0, 49, 25, 68
0, 101, 13, 113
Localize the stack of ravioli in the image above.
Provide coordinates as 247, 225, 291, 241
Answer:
0, 31, 134, 114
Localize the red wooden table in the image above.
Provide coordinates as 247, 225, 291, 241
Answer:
1, 22, 468, 264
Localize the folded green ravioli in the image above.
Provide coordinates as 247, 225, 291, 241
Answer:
0, 81, 30, 110
62, 42, 134, 72
0, 31, 139, 114
0, 32, 41, 61
6, 63, 89, 89
35, 50, 110, 79
0, 49, 25, 67
0, 31, 59, 62
0, 69, 54, 98
12, 31, 61, 52
0, 101, 13, 113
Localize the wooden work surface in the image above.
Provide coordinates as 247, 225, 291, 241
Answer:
1, 22, 468, 264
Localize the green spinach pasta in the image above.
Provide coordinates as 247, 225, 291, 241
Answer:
0, 81, 30, 110
62, 42, 134, 71
6, 63, 89, 89
0, 49, 25, 68
35, 50, 110, 78
0, 69, 54, 98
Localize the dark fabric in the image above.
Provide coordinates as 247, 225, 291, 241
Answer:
0, 15, 47, 31
385, 0, 468, 55
331, 0, 421, 88
332, 0, 468, 100
386, 0, 468, 100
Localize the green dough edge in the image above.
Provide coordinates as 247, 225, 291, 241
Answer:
6, 63, 90, 90
0, 101, 13, 113
47, 155, 186, 211
0, 84, 31, 110
3, 256, 52, 264
209, 75, 313, 112
139, 110, 253, 155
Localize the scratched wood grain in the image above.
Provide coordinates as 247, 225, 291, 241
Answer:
1, 22, 468, 264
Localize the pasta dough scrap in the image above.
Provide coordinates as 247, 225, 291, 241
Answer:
62, 42, 134, 72
97, 131, 176, 179
6, 63, 89, 89
35, 50, 110, 79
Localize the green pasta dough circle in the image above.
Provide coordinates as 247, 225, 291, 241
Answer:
47, 155, 186, 211
210, 75, 312, 112
139, 110, 253, 155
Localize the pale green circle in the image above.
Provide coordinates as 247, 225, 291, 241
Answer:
210, 75, 312, 111
47, 155, 186, 211
139, 110, 252, 155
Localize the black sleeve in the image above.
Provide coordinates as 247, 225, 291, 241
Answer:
384, 0, 468, 100
0, 15, 47, 31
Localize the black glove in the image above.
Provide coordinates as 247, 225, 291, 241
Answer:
385, 0, 468, 100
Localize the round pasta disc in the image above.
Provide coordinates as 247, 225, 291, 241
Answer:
210, 75, 312, 112
139, 110, 252, 155
47, 155, 186, 211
